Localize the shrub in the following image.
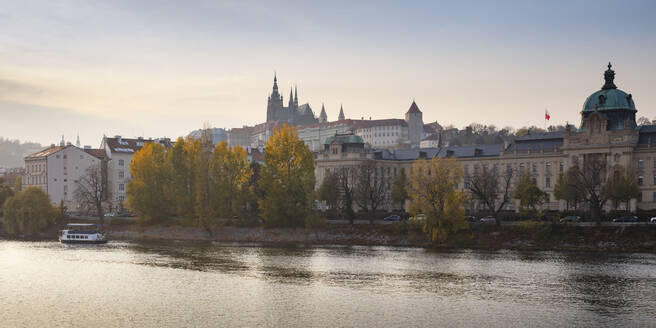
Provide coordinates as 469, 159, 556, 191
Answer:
3, 187, 56, 236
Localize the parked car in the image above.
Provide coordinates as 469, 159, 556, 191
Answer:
613, 216, 639, 223
651, 217, 656, 223
466, 216, 478, 223
104, 212, 117, 218
479, 216, 496, 224
383, 215, 401, 222
560, 215, 581, 223
409, 214, 426, 222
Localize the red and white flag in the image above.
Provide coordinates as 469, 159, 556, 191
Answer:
545, 109, 550, 121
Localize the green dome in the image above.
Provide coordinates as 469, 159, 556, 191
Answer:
324, 133, 364, 145
582, 88, 635, 112
582, 62, 636, 112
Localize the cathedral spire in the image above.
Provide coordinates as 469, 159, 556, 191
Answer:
294, 85, 298, 107
338, 104, 345, 121
319, 103, 328, 123
289, 87, 294, 108
273, 72, 278, 92
76, 133, 81, 147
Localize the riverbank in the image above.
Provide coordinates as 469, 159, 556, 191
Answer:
2, 220, 655, 252
105, 222, 656, 252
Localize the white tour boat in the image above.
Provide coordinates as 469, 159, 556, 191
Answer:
59, 223, 107, 244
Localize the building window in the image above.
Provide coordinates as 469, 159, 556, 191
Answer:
119, 195, 125, 202
638, 176, 644, 186
546, 177, 551, 188
546, 163, 551, 173
559, 162, 564, 172
638, 160, 644, 169
532, 163, 537, 173
119, 183, 125, 191
119, 171, 125, 179
118, 159, 125, 166
519, 163, 525, 173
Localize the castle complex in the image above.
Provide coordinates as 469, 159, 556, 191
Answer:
227, 74, 428, 150
316, 63, 656, 213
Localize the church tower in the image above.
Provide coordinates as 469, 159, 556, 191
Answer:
267, 73, 284, 122
319, 104, 328, 123
338, 104, 345, 121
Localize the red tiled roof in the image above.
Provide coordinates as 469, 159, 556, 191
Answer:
296, 119, 355, 130
25, 146, 65, 159
353, 119, 407, 129
84, 149, 107, 159
423, 124, 437, 134
406, 101, 422, 114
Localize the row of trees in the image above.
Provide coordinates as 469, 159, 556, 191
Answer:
460, 155, 639, 225
126, 124, 316, 229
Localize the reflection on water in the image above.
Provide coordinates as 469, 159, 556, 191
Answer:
1, 241, 655, 327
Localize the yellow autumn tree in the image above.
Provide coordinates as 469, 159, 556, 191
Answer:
127, 142, 170, 224
165, 137, 196, 217
210, 141, 252, 219
259, 124, 316, 227
408, 157, 469, 243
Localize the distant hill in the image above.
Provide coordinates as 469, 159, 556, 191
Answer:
0, 138, 43, 168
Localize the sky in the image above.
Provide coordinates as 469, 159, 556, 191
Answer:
1, 0, 655, 146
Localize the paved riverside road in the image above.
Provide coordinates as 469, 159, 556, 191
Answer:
326, 218, 655, 227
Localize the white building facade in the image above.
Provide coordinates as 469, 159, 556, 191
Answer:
23, 145, 106, 210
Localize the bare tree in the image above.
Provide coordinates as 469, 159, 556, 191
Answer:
465, 166, 514, 227
336, 167, 355, 224
74, 164, 108, 225
567, 154, 612, 225
354, 160, 389, 224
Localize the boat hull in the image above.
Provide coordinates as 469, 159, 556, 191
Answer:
60, 239, 108, 244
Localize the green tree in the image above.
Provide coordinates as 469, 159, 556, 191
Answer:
607, 167, 640, 212
259, 124, 316, 227
512, 172, 548, 217
391, 169, 409, 209
0, 177, 14, 216
3, 187, 56, 236
127, 142, 170, 224
13, 175, 22, 192
210, 141, 252, 218
554, 171, 584, 211
318, 171, 340, 211
246, 161, 262, 217
407, 157, 469, 243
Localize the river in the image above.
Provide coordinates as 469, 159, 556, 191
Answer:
0, 241, 654, 327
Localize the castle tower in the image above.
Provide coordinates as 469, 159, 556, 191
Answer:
319, 104, 328, 123
338, 104, 345, 121
405, 100, 424, 148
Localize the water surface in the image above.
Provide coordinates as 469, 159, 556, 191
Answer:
1, 241, 654, 327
